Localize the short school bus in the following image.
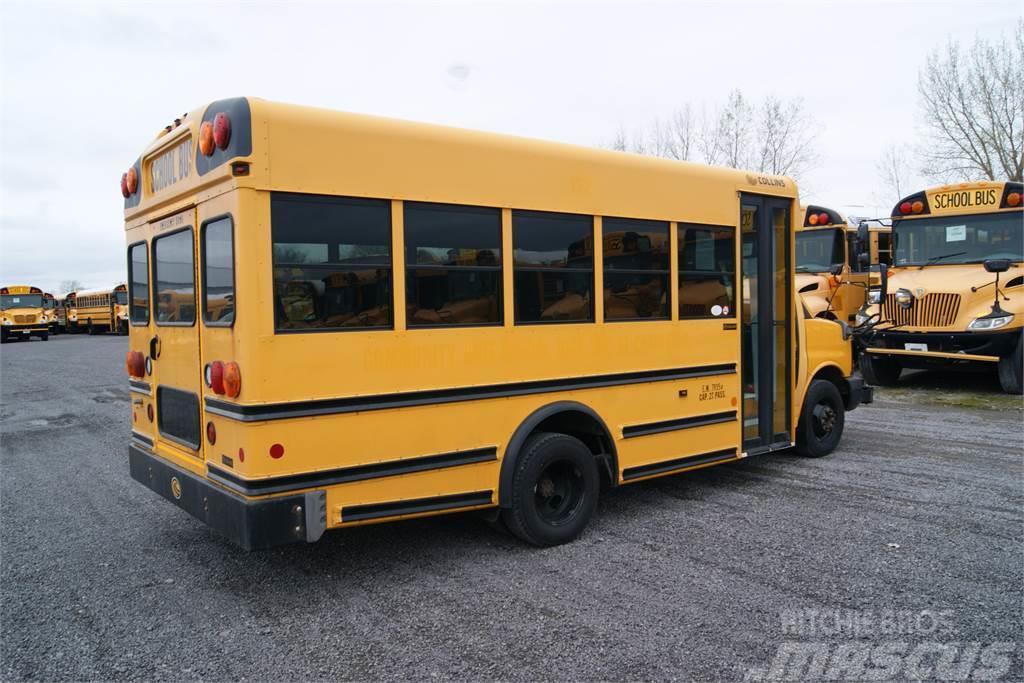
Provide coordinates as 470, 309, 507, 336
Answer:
859, 181, 1023, 394
122, 98, 870, 550
75, 284, 129, 335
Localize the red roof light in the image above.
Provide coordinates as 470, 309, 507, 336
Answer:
213, 112, 231, 150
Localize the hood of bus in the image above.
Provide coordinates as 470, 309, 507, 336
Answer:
883, 263, 1023, 332
1, 307, 44, 324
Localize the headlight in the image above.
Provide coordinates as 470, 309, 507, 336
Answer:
867, 289, 881, 305
968, 314, 1014, 331
895, 289, 914, 309
855, 311, 869, 326
2, 320, 10, 325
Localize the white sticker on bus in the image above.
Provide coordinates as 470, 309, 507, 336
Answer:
904, 343, 928, 352
946, 225, 966, 242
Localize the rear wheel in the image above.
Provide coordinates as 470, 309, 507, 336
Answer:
796, 379, 845, 458
501, 432, 599, 547
118, 320, 128, 336
997, 333, 1023, 395
860, 353, 901, 386
39, 332, 49, 341
0, 329, 7, 343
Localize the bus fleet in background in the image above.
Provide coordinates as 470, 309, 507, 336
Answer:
0, 284, 129, 341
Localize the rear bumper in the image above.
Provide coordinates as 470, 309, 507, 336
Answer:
128, 443, 326, 551
845, 376, 873, 411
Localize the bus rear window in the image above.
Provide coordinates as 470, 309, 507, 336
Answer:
203, 218, 235, 325
271, 193, 392, 331
154, 229, 196, 325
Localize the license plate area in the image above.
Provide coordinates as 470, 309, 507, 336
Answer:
904, 342, 928, 352
156, 386, 201, 451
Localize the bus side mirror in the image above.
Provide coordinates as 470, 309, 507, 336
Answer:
829, 263, 844, 276
879, 265, 889, 302
857, 252, 870, 268
984, 259, 1011, 274
856, 222, 869, 248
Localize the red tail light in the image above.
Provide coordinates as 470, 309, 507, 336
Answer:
206, 421, 217, 445
270, 443, 285, 459
120, 173, 130, 198
213, 112, 231, 150
223, 362, 242, 398
818, 212, 829, 225
899, 202, 912, 215
209, 361, 225, 394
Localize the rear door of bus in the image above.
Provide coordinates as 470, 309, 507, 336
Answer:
150, 207, 203, 458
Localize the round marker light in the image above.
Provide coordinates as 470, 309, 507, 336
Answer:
120, 173, 130, 198
203, 363, 212, 387
238, 447, 245, 463
206, 421, 217, 445
209, 360, 225, 395
270, 443, 284, 459
147, 404, 154, 422
808, 214, 819, 226
899, 202, 912, 215
1008, 192, 1022, 207
213, 112, 231, 150
199, 121, 215, 157
126, 166, 138, 195
818, 212, 829, 225
911, 200, 924, 214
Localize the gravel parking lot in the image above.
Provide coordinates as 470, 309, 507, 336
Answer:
1, 335, 1021, 681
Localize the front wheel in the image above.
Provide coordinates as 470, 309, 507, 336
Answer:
796, 379, 846, 458
501, 432, 599, 547
39, 332, 49, 341
997, 333, 1023, 395
860, 353, 901, 386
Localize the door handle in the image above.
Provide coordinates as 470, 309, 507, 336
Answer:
149, 335, 160, 360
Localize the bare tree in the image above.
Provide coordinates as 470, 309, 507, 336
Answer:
876, 144, 914, 205
755, 96, 818, 180
702, 90, 754, 169
648, 106, 695, 161
607, 124, 647, 154
918, 20, 1024, 182
59, 279, 82, 294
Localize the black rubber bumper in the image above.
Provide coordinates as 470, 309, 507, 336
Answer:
128, 443, 326, 551
870, 328, 1020, 360
845, 376, 873, 411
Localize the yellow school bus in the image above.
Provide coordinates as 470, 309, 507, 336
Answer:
122, 98, 869, 550
0, 285, 49, 342
860, 181, 1023, 393
41, 292, 57, 333
63, 293, 79, 332
75, 284, 129, 335
795, 206, 891, 325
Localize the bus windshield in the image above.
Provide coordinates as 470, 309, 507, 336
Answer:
114, 291, 128, 305
1, 294, 43, 309
795, 228, 844, 272
894, 212, 1023, 266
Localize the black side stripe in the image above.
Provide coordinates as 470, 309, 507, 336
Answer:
204, 363, 736, 422
622, 410, 737, 439
131, 431, 154, 448
207, 446, 498, 496
622, 447, 738, 481
129, 380, 151, 396
342, 490, 494, 523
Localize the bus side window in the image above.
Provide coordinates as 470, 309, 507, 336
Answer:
270, 193, 392, 332
603, 218, 670, 321
679, 224, 736, 319
512, 210, 594, 324
202, 217, 235, 325
128, 242, 149, 324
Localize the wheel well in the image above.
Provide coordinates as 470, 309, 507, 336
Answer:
810, 364, 849, 405
499, 402, 618, 507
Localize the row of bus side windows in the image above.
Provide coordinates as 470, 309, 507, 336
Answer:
269, 193, 736, 331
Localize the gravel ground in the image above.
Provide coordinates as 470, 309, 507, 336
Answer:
1, 335, 1021, 681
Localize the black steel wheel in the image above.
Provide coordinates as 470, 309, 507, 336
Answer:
796, 379, 845, 457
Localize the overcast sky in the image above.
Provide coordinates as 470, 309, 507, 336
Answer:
1, 0, 1019, 294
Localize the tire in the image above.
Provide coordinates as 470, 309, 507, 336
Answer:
118, 320, 128, 336
501, 431, 599, 547
796, 379, 846, 458
0, 329, 7, 343
997, 333, 1023, 395
39, 332, 49, 341
860, 353, 901, 386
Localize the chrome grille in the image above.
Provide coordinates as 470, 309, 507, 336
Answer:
884, 293, 961, 328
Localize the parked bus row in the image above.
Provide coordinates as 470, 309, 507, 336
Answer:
0, 284, 129, 342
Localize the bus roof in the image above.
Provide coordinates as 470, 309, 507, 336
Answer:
891, 180, 1023, 218
74, 288, 114, 297
123, 97, 798, 227
0, 285, 42, 294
